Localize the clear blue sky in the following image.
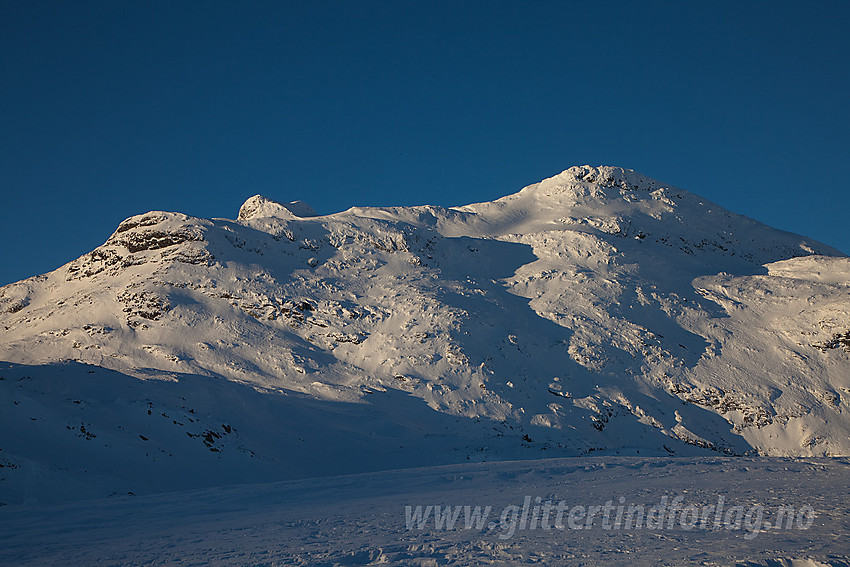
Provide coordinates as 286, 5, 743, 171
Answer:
2, 1, 848, 286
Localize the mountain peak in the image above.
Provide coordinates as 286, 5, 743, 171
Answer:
551, 165, 663, 191
238, 195, 318, 220
1, 164, 848, 503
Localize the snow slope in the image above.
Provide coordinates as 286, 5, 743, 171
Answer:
1, 165, 848, 504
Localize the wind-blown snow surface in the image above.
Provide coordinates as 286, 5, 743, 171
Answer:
1, 457, 848, 566
1, 166, 849, 507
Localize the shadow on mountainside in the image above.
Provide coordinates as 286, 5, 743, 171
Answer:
0, 358, 754, 505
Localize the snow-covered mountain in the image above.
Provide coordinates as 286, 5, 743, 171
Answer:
2, 165, 848, 504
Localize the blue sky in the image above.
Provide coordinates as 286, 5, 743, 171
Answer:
2, 1, 848, 285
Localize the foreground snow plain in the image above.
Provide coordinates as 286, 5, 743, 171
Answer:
1, 456, 848, 566
1, 166, 848, 564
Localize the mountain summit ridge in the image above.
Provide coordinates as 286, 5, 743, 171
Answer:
1, 165, 848, 503
542, 164, 666, 190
